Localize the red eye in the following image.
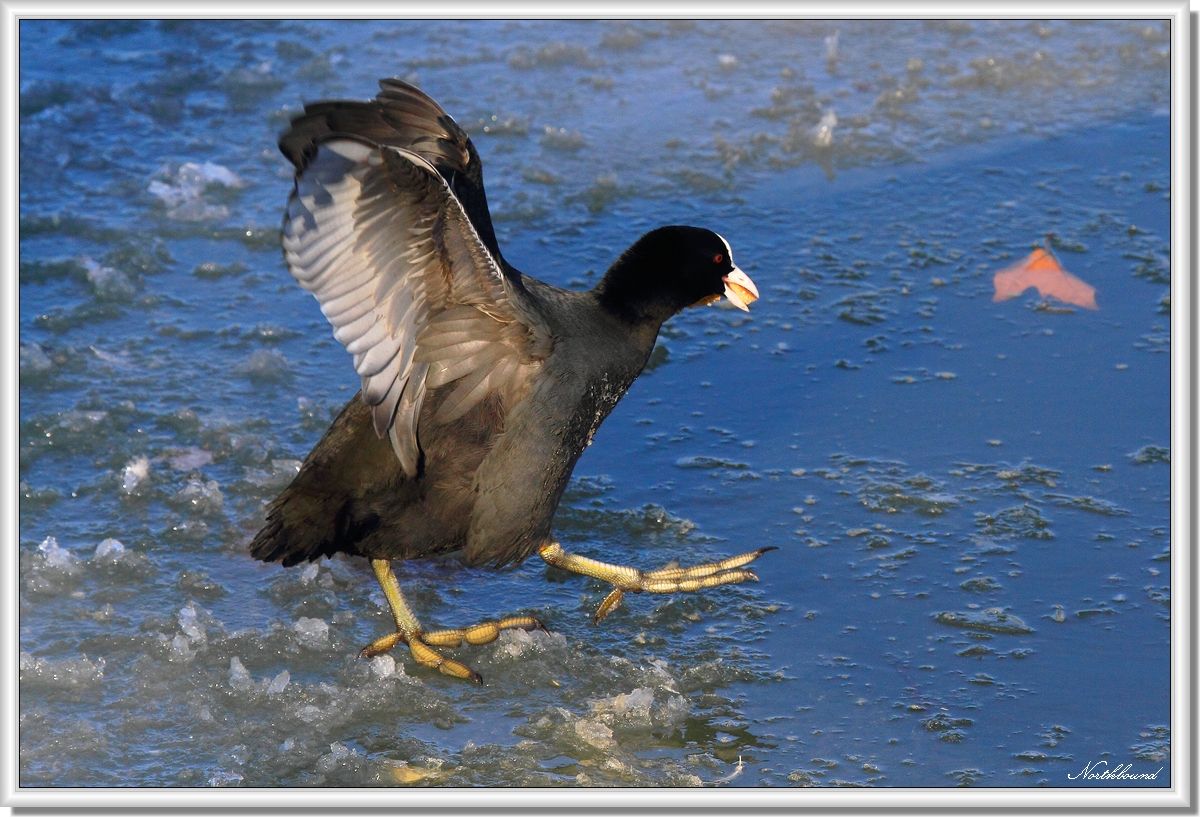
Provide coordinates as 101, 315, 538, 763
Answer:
714, 253, 724, 264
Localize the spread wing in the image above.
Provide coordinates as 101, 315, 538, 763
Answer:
280, 78, 507, 272
281, 137, 552, 477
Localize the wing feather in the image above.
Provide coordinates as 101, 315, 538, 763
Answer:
387, 362, 428, 475
371, 372, 404, 438
425, 344, 506, 388
435, 357, 504, 424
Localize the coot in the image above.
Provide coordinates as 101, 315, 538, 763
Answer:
250, 79, 766, 683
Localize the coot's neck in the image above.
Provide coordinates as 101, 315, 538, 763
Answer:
592, 255, 680, 333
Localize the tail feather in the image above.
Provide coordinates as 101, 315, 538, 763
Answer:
248, 394, 395, 566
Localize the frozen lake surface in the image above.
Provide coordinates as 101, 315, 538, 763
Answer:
19, 19, 1171, 788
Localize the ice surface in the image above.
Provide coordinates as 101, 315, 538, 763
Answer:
17, 18, 1172, 789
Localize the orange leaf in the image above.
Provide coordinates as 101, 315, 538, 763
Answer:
992, 245, 1097, 310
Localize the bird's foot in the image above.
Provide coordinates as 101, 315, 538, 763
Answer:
538, 542, 777, 623
358, 616, 545, 684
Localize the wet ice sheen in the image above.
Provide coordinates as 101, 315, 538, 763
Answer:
18, 19, 1171, 789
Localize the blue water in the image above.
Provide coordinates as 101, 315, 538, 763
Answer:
19, 19, 1171, 788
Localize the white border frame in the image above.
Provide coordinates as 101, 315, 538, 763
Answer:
2, 1, 1192, 810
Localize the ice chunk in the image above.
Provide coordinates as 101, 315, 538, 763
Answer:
19, 651, 105, 689
591, 687, 655, 727
369, 654, 396, 679
20, 342, 54, 376
239, 349, 291, 383
824, 31, 839, 62
169, 633, 196, 663
657, 693, 691, 730
541, 126, 587, 151
93, 538, 125, 560
37, 536, 81, 573
494, 626, 567, 659
149, 161, 246, 222
266, 669, 290, 695
206, 770, 244, 787
23, 537, 84, 595
57, 409, 107, 432
614, 687, 653, 717
717, 54, 738, 70
177, 601, 207, 647
176, 569, 225, 598
229, 656, 254, 692
164, 518, 208, 543
121, 455, 151, 495
89, 536, 154, 578
80, 256, 136, 302
243, 458, 301, 491
574, 718, 615, 749
299, 562, 320, 584
293, 617, 330, 649
166, 447, 214, 471
189, 161, 244, 188
171, 478, 224, 517
811, 110, 838, 148
316, 741, 364, 774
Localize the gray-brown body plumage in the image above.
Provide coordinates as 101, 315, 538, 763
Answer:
251, 281, 654, 569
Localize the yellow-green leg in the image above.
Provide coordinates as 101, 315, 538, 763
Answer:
360, 558, 543, 684
537, 542, 776, 623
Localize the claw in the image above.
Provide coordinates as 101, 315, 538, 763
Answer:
594, 589, 626, 624
359, 630, 405, 659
